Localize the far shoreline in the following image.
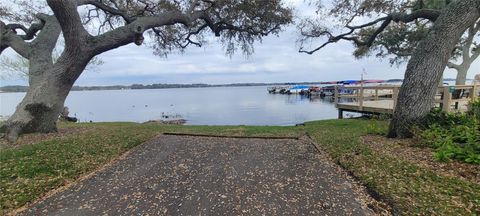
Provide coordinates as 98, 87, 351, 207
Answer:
1, 78, 472, 93
0, 83, 313, 93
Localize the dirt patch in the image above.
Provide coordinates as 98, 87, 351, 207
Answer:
361, 135, 480, 184
0, 127, 89, 149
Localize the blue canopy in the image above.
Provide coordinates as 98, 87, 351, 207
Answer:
341, 80, 359, 85
290, 85, 310, 89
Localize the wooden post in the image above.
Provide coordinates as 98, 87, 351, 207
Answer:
375, 89, 379, 101
392, 87, 399, 111
338, 109, 343, 119
334, 85, 339, 105
442, 86, 451, 112
359, 86, 364, 111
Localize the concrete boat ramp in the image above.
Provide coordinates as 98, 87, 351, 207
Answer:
21, 135, 375, 215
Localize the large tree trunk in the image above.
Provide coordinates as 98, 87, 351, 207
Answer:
4, 58, 88, 142
388, 0, 480, 138
5, 73, 71, 141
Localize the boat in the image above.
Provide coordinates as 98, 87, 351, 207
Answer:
267, 86, 290, 94
267, 86, 277, 93
288, 85, 310, 94
308, 86, 322, 96
320, 85, 355, 97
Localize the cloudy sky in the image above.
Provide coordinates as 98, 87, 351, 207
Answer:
1, 0, 479, 86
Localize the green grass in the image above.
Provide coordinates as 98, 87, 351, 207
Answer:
305, 119, 480, 215
1, 120, 479, 215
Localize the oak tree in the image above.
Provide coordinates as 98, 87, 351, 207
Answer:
298, 0, 480, 138
350, 1, 479, 86
0, 0, 292, 142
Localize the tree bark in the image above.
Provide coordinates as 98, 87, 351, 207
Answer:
5, 71, 70, 141
4, 58, 88, 142
388, 0, 480, 138
452, 65, 470, 99
453, 20, 479, 86
455, 65, 470, 85
451, 65, 469, 98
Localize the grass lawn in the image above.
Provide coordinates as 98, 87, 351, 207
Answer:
1, 120, 479, 215
305, 119, 479, 215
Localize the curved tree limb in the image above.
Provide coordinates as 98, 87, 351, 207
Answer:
175, 23, 208, 48
29, 15, 61, 65
390, 9, 441, 23
47, 0, 89, 51
0, 13, 51, 58
88, 11, 197, 55
447, 61, 461, 70
299, 9, 442, 55
472, 45, 480, 61
77, 0, 135, 24
0, 21, 32, 59
461, 19, 480, 61
6, 21, 44, 41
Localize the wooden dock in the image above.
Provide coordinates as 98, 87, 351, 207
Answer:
334, 84, 479, 119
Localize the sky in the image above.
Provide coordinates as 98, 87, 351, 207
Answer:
0, 0, 479, 86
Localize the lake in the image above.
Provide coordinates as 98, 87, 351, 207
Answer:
0, 86, 346, 126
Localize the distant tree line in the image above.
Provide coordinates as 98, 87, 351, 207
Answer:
4, 79, 473, 93
0, 85, 29, 92
0, 82, 328, 93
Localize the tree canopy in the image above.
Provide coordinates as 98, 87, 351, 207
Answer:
1, 0, 293, 58
298, 0, 479, 72
297, 0, 444, 56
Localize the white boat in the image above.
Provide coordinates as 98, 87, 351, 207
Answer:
288, 85, 310, 94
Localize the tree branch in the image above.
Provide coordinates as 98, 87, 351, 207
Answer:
2, 13, 50, 42
89, 11, 196, 55
461, 23, 478, 61
30, 15, 61, 58
88, 5, 283, 56
446, 61, 461, 70
299, 9, 442, 55
77, 0, 135, 24
390, 9, 441, 23
471, 44, 480, 62
0, 21, 31, 58
47, 0, 89, 51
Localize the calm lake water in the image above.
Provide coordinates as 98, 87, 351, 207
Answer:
0, 86, 346, 126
